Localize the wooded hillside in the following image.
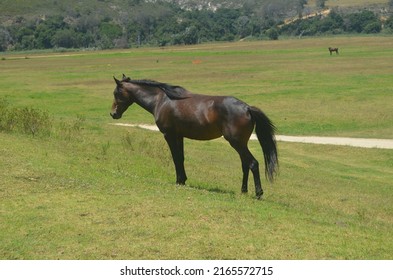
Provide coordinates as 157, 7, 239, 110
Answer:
1, 0, 392, 51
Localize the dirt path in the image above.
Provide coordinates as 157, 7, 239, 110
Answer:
111, 123, 393, 150
273, 135, 393, 149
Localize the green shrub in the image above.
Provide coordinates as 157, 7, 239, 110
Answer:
17, 107, 52, 136
266, 28, 279, 40
0, 99, 52, 137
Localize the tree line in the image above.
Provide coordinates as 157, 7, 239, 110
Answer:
281, 9, 392, 38
1, 0, 393, 52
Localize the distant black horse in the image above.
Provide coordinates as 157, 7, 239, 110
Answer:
328, 47, 339, 55
110, 75, 278, 199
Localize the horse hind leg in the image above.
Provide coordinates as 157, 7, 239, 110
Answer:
229, 140, 263, 199
241, 162, 250, 193
242, 150, 263, 199
249, 155, 263, 199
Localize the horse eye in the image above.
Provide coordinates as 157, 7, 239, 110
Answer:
115, 91, 127, 102
114, 90, 122, 98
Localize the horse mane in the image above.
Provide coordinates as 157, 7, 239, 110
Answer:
129, 79, 189, 100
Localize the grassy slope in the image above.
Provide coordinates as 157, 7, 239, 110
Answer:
1, 127, 392, 259
1, 37, 392, 259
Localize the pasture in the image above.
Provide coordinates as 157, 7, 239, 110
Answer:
1, 36, 392, 259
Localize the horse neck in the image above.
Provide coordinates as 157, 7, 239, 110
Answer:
126, 84, 163, 115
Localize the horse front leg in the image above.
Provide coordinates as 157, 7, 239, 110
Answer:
164, 133, 187, 185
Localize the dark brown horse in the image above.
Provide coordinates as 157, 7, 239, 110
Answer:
328, 47, 339, 55
110, 74, 278, 199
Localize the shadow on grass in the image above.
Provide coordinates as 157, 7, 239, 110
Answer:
186, 184, 236, 196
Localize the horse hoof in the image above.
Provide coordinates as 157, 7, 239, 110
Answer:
256, 192, 263, 200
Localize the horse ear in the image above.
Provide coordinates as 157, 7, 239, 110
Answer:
114, 76, 122, 87
122, 73, 131, 82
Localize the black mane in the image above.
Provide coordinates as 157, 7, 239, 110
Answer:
130, 79, 189, 100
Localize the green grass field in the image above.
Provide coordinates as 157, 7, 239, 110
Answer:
1, 36, 392, 259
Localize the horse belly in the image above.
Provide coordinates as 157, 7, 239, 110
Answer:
178, 106, 223, 140
180, 123, 223, 140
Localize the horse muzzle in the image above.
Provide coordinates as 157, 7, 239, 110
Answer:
110, 112, 122, 119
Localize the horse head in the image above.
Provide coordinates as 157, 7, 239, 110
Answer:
110, 76, 133, 119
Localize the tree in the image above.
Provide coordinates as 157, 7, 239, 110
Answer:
345, 10, 381, 33
318, 10, 344, 33
51, 29, 79, 48
363, 22, 381, 33
33, 16, 65, 49
182, 26, 199, 45
0, 28, 11, 51
12, 25, 34, 50
96, 21, 123, 48
34, 25, 55, 49
99, 22, 122, 40
235, 16, 251, 38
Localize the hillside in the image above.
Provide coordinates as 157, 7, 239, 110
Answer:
1, 0, 392, 51
1, 0, 389, 20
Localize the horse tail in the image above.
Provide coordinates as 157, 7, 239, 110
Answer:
248, 106, 278, 182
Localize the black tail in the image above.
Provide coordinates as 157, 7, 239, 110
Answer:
249, 106, 278, 182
